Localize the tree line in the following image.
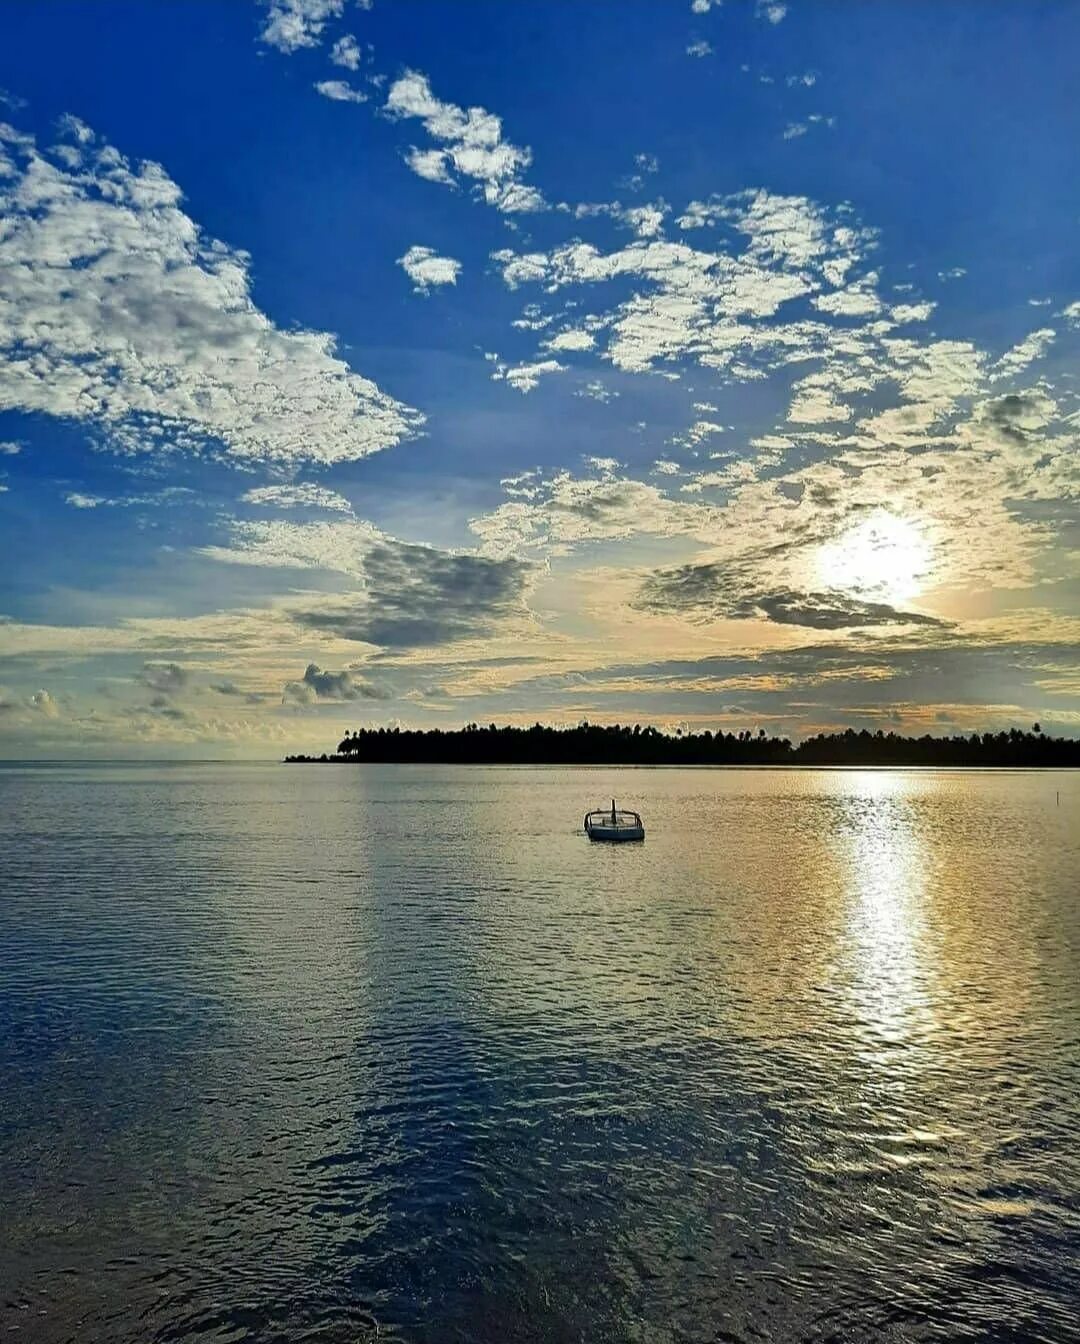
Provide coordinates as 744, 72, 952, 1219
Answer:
283, 721, 1079, 767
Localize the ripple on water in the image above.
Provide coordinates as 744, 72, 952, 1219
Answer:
1, 763, 1078, 1342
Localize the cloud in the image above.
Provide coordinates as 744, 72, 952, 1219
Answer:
259, 0, 353, 53
282, 661, 390, 704
992, 327, 1055, 381
489, 358, 567, 393
491, 189, 876, 376
543, 329, 596, 352
397, 244, 462, 293
29, 688, 59, 717
210, 681, 265, 704
755, 1, 787, 23
637, 563, 945, 629
198, 516, 534, 650
330, 34, 362, 69
0, 441, 21, 455
241, 483, 353, 512
783, 115, 836, 141
385, 69, 545, 213
139, 661, 189, 693
314, 79, 368, 103
292, 543, 533, 648
0, 117, 420, 464
65, 493, 105, 509
687, 40, 714, 57
470, 472, 725, 555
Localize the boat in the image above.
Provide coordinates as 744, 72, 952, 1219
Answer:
584, 800, 645, 842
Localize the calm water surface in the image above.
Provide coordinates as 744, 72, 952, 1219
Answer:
1, 764, 1078, 1343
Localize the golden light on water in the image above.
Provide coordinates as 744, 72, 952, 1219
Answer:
818, 511, 932, 603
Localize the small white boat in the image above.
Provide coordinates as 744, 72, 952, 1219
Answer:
584, 799, 645, 842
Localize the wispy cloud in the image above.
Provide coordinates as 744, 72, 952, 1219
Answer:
314, 79, 367, 103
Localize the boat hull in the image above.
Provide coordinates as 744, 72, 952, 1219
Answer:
586, 824, 645, 842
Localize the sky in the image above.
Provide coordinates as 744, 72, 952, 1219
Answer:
0, 0, 1078, 757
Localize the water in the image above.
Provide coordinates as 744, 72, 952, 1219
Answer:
1, 763, 1078, 1343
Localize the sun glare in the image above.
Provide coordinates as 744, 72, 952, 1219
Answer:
817, 512, 931, 604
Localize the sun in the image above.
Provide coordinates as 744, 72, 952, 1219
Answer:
817, 512, 932, 604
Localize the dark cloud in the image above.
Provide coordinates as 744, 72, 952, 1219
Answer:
637, 562, 946, 629
294, 543, 531, 648
140, 661, 189, 693
282, 663, 392, 706
983, 392, 1045, 445
210, 681, 265, 704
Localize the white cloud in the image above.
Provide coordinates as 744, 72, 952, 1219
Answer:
690, 0, 717, 12
241, 483, 353, 512
470, 471, 725, 556
576, 380, 618, 402
891, 301, 935, 323
0, 119, 419, 464
314, 79, 367, 103
491, 190, 876, 376
783, 114, 835, 141
330, 34, 362, 69
755, 1, 787, 23
397, 244, 462, 293
993, 328, 1055, 381
0, 441, 22, 455
543, 329, 595, 352
260, 0, 347, 53
65, 492, 105, 509
405, 147, 455, 185
786, 71, 817, 87
385, 69, 545, 213
687, 40, 714, 57
29, 689, 59, 717
490, 358, 567, 393
1060, 300, 1080, 326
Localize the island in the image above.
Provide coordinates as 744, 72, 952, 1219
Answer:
285, 722, 1080, 767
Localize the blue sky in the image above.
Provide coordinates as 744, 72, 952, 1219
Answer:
1, 0, 1078, 756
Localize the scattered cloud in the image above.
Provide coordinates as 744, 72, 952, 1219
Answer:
282, 661, 390, 704
330, 34, 362, 69
139, 661, 189, 694
292, 543, 533, 648
755, 1, 787, 23
783, 114, 836, 141
686, 40, 714, 57
241, 483, 353, 513
314, 79, 368, 103
29, 688, 59, 717
258, 0, 366, 53
397, 244, 462, 293
385, 69, 545, 213
0, 118, 421, 464
637, 563, 945, 630
490, 358, 567, 393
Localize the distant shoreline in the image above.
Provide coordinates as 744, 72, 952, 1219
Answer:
285, 723, 1080, 769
